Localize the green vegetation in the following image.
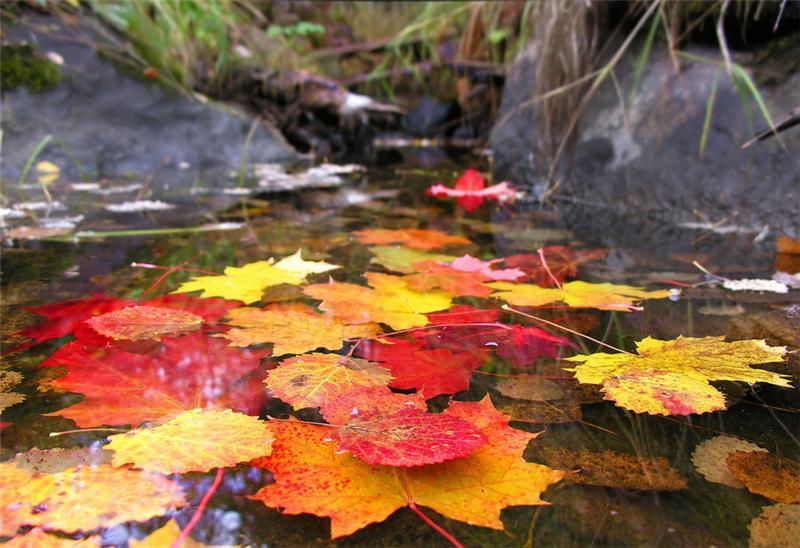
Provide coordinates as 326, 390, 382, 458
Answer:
0, 44, 61, 92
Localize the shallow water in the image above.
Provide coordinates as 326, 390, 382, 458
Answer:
1, 153, 798, 547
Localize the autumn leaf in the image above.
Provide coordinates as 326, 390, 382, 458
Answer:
130, 520, 211, 548
352, 228, 470, 250
272, 248, 341, 277
564, 336, 789, 415
85, 305, 203, 341
1, 527, 99, 547
502, 247, 608, 286
726, 451, 800, 503
402, 260, 494, 297
266, 353, 392, 412
329, 389, 487, 466
368, 245, 456, 274
748, 504, 800, 548
487, 280, 672, 311
0, 462, 186, 536
173, 261, 305, 304
39, 332, 269, 427
0, 370, 25, 413
691, 435, 767, 488
449, 255, 524, 281
529, 446, 687, 490
222, 303, 381, 355
426, 169, 518, 212
357, 338, 488, 398
250, 397, 565, 539
304, 272, 452, 330
106, 409, 273, 474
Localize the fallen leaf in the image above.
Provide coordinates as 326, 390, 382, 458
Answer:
222, 304, 380, 355
691, 435, 767, 488
748, 503, 800, 548
39, 332, 269, 427
496, 397, 583, 424
726, 451, 800, 503
317, 385, 427, 424
530, 447, 687, 490
776, 235, 800, 254
352, 228, 470, 250
85, 305, 203, 341
1, 527, 99, 547
107, 409, 273, 474
403, 261, 494, 297
449, 255, 524, 281
564, 336, 789, 415
488, 280, 672, 311
368, 245, 456, 274
495, 375, 566, 401
35, 160, 60, 185
272, 249, 341, 277
304, 272, 452, 330
357, 338, 489, 398
331, 393, 487, 467
0, 463, 186, 535
0, 370, 25, 413
13, 447, 112, 474
426, 169, 518, 212
266, 353, 392, 412
173, 261, 304, 304
250, 397, 565, 539
502, 247, 608, 286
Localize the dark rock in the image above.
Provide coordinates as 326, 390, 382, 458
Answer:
405, 97, 458, 137
491, 40, 800, 238
1, 14, 296, 189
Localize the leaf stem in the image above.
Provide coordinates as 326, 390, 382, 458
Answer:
537, 247, 562, 289
49, 427, 128, 437
502, 305, 634, 355
172, 467, 224, 548
407, 501, 464, 548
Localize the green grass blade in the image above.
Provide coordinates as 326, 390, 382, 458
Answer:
698, 68, 721, 159
628, 10, 661, 106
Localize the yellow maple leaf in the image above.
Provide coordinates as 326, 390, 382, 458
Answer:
563, 336, 789, 415
272, 249, 341, 277
106, 408, 273, 474
487, 280, 672, 311
173, 261, 304, 304
222, 304, 381, 355
304, 272, 452, 330
368, 245, 456, 273
0, 463, 186, 535
266, 353, 392, 411
250, 397, 565, 539
130, 520, 207, 548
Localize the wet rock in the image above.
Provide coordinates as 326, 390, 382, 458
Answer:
1, 14, 296, 191
491, 41, 800, 237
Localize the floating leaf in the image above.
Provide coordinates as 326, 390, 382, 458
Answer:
564, 336, 789, 415
266, 353, 392, 412
173, 261, 305, 304
530, 447, 687, 490
748, 503, 800, 548
502, 247, 608, 286
449, 255, 524, 281
40, 332, 269, 427
488, 280, 672, 311
330, 392, 487, 466
272, 249, 341, 277
691, 435, 767, 488
368, 245, 456, 273
13, 447, 112, 474
0, 463, 186, 535
304, 272, 452, 330
426, 169, 518, 212
0, 370, 25, 413
726, 451, 800, 503
357, 338, 488, 398
130, 519, 213, 548
250, 397, 565, 539
86, 305, 203, 341
318, 385, 427, 424
222, 304, 380, 355
353, 228, 470, 250
2, 527, 99, 547
496, 375, 566, 401
107, 409, 273, 474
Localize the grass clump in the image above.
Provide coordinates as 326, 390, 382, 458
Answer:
1, 43, 61, 92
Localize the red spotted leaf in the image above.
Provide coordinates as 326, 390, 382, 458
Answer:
318, 385, 427, 424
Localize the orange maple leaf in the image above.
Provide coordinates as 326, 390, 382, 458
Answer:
353, 228, 470, 250
250, 397, 565, 539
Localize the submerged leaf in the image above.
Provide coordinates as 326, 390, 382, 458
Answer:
107, 409, 273, 474
726, 451, 800, 503
488, 280, 672, 311
564, 336, 789, 415
748, 503, 800, 548
368, 245, 456, 274
691, 435, 767, 488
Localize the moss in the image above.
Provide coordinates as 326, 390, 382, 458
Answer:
1, 43, 61, 92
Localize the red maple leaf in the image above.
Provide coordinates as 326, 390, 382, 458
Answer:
38, 332, 270, 427
426, 305, 500, 324
502, 246, 608, 287
357, 338, 488, 398
426, 168, 517, 212
327, 387, 487, 466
